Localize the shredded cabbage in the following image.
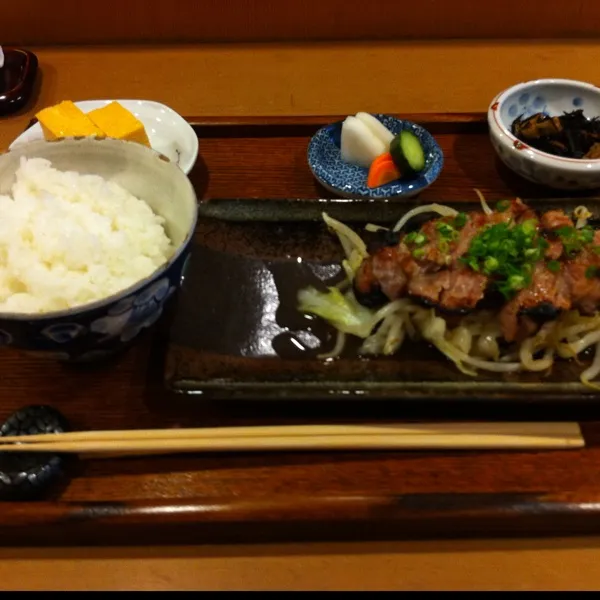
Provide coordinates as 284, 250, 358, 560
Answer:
297, 286, 375, 338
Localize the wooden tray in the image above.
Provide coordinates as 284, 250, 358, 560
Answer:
4, 113, 600, 546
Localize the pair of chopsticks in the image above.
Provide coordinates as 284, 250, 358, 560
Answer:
0, 422, 584, 458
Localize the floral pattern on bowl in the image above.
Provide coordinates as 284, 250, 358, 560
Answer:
42, 323, 87, 344
501, 88, 589, 123
90, 276, 176, 343
307, 114, 444, 199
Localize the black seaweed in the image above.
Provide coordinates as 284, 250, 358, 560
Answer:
511, 109, 600, 159
0, 406, 70, 501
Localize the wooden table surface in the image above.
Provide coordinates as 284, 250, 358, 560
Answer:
3, 39, 600, 590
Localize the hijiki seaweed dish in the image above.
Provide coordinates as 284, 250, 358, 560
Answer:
511, 109, 600, 159
297, 194, 600, 388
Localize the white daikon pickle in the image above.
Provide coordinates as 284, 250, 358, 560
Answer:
355, 112, 394, 146
340, 116, 386, 168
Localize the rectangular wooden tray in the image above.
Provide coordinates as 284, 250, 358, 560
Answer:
4, 114, 600, 546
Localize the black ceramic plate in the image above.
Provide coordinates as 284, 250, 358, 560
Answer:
0, 48, 38, 116
164, 197, 600, 402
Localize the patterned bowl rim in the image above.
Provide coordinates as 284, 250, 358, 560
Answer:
307, 114, 444, 198
488, 78, 600, 167
0, 137, 199, 321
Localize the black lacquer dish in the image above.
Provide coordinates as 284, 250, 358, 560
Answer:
0, 48, 38, 116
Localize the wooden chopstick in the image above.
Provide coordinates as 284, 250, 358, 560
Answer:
0, 423, 584, 456
0, 422, 583, 444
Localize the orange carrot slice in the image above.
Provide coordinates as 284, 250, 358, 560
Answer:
367, 152, 402, 188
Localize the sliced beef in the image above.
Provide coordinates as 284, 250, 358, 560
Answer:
353, 255, 390, 308
544, 239, 564, 260
354, 245, 410, 306
450, 212, 486, 262
499, 263, 571, 341
440, 268, 488, 311
563, 236, 600, 315
506, 197, 539, 224
541, 210, 574, 231
408, 270, 451, 305
353, 201, 600, 339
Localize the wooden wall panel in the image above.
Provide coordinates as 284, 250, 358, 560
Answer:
3, 0, 600, 46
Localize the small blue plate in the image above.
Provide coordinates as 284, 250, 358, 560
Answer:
307, 114, 444, 199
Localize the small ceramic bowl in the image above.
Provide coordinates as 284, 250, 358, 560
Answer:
0, 138, 198, 362
488, 78, 600, 190
10, 99, 199, 175
307, 114, 443, 199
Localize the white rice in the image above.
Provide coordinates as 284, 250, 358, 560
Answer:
0, 157, 174, 314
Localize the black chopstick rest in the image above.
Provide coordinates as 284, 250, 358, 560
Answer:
0, 406, 71, 500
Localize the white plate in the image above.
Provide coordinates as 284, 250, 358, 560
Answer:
9, 99, 199, 175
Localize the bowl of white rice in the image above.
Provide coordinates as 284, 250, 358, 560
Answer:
0, 137, 197, 361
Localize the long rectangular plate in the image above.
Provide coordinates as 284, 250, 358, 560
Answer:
164, 197, 600, 401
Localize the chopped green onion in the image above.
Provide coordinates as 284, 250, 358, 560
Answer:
508, 274, 527, 290
496, 200, 511, 212
556, 225, 594, 257
404, 231, 427, 247
547, 260, 560, 273
555, 226, 573, 237
521, 219, 538, 237
414, 232, 427, 246
483, 256, 499, 273
581, 227, 594, 244
465, 257, 480, 272
463, 218, 552, 299
412, 248, 426, 259
435, 222, 457, 240
453, 213, 468, 229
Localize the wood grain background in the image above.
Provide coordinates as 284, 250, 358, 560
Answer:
3, 0, 600, 46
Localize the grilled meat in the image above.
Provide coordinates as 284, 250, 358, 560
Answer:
354, 200, 600, 341
564, 231, 600, 315
541, 209, 574, 231
499, 263, 571, 342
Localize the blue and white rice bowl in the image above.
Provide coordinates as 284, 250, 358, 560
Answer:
0, 138, 198, 361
